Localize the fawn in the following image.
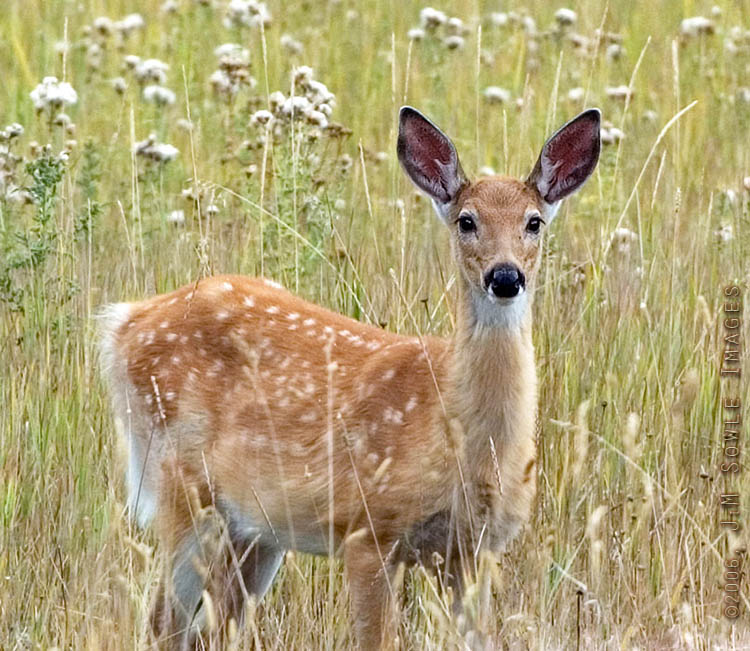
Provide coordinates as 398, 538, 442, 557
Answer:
99, 106, 600, 649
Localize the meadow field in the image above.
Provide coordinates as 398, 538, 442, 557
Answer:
1, 0, 749, 648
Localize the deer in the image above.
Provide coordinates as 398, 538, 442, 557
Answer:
98, 106, 600, 650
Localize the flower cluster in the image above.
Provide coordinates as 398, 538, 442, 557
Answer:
224, 0, 271, 29
0, 123, 25, 202
79, 13, 146, 71
135, 133, 179, 163
209, 43, 255, 99
119, 56, 177, 107
249, 66, 336, 137
407, 7, 469, 50
30, 77, 78, 115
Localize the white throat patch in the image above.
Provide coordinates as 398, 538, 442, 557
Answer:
471, 288, 529, 330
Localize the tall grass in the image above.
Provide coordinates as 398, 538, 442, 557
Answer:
1, 0, 748, 648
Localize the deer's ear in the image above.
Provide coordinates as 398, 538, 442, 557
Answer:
527, 109, 601, 206
398, 106, 467, 216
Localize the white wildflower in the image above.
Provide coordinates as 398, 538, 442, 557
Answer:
490, 12, 509, 27
680, 16, 715, 38
444, 35, 465, 50
5, 123, 24, 138
280, 34, 303, 54
30, 77, 78, 112
420, 7, 447, 29
304, 79, 335, 106
123, 54, 141, 69
93, 16, 114, 36
522, 15, 537, 35
268, 91, 285, 111
209, 69, 234, 95
555, 8, 577, 27
176, 118, 193, 131
161, 1, 179, 13
737, 88, 750, 104
143, 85, 176, 105
478, 166, 496, 176
111, 77, 127, 94
606, 43, 624, 61
135, 134, 179, 163
224, 0, 272, 29
251, 109, 274, 126
446, 17, 465, 36
115, 13, 145, 37
306, 110, 328, 128
715, 223, 733, 242
611, 227, 638, 255
743, 176, 750, 192
483, 86, 511, 104
407, 27, 426, 41
606, 85, 633, 101
568, 87, 585, 102
167, 209, 185, 225
293, 65, 314, 84
214, 43, 250, 63
281, 95, 311, 118
134, 58, 169, 84
600, 126, 624, 144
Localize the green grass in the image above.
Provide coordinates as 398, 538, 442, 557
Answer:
1, 0, 749, 648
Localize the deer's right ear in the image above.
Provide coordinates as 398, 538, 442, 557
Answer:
398, 106, 467, 219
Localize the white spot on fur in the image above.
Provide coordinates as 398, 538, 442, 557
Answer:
263, 278, 283, 289
194, 330, 203, 339
222, 281, 234, 291
185, 291, 194, 301
287, 312, 300, 321
288, 324, 298, 331
145, 331, 155, 345
244, 295, 256, 308
217, 310, 229, 320
405, 396, 418, 412
159, 320, 169, 329
171, 355, 180, 365
366, 341, 381, 351
279, 396, 290, 408
382, 369, 395, 381
179, 334, 188, 344
303, 318, 316, 327
383, 407, 404, 425
300, 411, 317, 423
165, 391, 176, 401
266, 305, 280, 315
167, 297, 178, 306
339, 329, 351, 337
166, 332, 178, 342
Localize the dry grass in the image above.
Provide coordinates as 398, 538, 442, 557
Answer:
1, 0, 749, 648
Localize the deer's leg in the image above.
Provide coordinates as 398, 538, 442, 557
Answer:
215, 533, 284, 632
149, 460, 219, 650
344, 538, 400, 651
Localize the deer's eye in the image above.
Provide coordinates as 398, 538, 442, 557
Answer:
525, 215, 544, 234
457, 213, 477, 234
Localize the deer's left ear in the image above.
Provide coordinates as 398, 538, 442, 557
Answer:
527, 109, 601, 209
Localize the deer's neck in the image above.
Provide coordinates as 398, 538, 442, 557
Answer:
447, 280, 538, 483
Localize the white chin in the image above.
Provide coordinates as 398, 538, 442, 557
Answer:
473, 288, 528, 329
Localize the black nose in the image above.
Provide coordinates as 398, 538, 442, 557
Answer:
485, 264, 525, 298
